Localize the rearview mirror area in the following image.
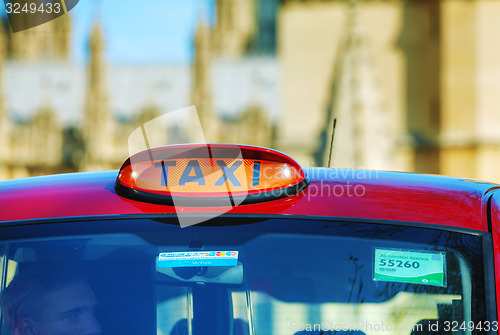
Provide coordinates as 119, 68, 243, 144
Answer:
155, 261, 244, 286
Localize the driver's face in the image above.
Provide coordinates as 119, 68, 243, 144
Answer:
33, 281, 102, 335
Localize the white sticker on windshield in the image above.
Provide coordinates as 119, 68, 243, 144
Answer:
158, 251, 239, 268
373, 248, 446, 287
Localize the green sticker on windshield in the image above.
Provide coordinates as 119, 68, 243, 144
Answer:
374, 248, 446, 287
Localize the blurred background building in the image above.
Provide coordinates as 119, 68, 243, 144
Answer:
1, 0, 500, 183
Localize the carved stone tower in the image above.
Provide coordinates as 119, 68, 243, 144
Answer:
9, 14, 71, 61
81, 22, 113, 171
192, 19, 218, 142
317, 1, 393, 169
0, 22, 9, 180
213, 0, 255, 57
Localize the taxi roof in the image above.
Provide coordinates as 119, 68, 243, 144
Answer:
1, 167, 498, 231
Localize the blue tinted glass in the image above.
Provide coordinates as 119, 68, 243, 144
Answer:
0, 217, 491, 335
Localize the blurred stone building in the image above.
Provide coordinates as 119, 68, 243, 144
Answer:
2, 0, 500, 184
0, 16, 69, 178
0, 0, 277, 180
192, 0, 275, 146
278, 0, 500, 184
179, 0, 500, 184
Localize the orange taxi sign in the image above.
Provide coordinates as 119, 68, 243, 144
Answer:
115, 144, 309, 205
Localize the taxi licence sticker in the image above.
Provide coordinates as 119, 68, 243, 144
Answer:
157, 251, 239, 268
373, 248, 446, 287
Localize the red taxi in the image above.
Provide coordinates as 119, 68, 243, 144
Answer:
0, 144, 498, 335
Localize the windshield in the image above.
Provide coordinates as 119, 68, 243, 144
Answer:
0, 217, 493, 335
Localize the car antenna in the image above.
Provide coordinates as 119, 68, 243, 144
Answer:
327, 118, 337, 168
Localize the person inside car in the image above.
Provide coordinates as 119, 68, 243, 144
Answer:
0, 263, 102, 335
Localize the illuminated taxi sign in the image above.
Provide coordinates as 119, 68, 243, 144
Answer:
115, 144, 308, 205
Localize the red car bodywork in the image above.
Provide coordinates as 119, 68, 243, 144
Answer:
0, 168, 495, 229
1, 148, 499, 319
